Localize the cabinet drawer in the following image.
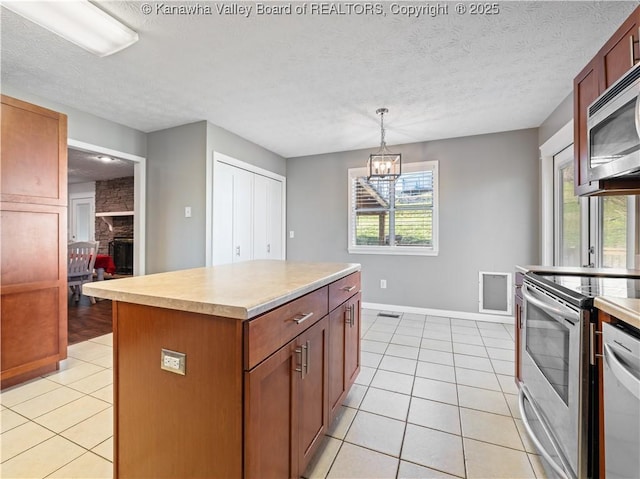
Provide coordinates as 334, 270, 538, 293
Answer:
329, 272, 361, 311
245, 286, 328, 370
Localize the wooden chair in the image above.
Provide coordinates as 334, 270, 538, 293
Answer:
68, 241, 99, 304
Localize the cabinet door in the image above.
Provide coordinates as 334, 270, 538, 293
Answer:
573, 57, 602, 196
1, 96, 68, 388
328, 305, 347, 420
253, 175, 283, 260
212, 162, 235, 265
232, 167, 254, 262
328, 293, 361, 422
601, 11, 639, 89
296, 316, 329, 475
344, 293, 361, 389
245, 340, 296, 479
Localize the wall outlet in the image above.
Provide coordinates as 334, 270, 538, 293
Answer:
161, 349, 186, 375
380, 279, 387, 289
184, 206, 192, 218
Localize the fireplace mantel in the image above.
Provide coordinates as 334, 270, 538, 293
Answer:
96, 211, 134, 232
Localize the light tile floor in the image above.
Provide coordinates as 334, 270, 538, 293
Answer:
302, 310, 548, 479
0, 310, 547, 479
1, 335, 113, 479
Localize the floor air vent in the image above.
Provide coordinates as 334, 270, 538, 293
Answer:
378, 312, 401, 318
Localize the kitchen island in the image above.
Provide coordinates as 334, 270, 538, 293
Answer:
83, 260, 361, 479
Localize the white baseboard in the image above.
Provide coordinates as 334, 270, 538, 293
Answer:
362, 302, 512, 324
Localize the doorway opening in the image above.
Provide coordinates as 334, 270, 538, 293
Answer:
66, 139, 146, 343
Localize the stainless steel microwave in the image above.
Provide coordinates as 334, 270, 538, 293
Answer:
587, 64, 640, 181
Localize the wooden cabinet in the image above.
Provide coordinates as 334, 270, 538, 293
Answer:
1, 95, 68, 389
245, 316, 328, 479
329, 291, 361, 421
573, 6, 640, 196
111, 271, 361, 479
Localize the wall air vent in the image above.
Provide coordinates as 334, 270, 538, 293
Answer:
479, 272, 512, 315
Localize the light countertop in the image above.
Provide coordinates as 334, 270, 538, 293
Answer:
594, 297, 640, 330
83, 260, 360, 320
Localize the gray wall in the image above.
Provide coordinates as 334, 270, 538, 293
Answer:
538, 92, 573, 147
207, 123, 286, 177
145, 121, 286, 273
146, 122, 208, 273
286, 129, 540, 313
1, 85, 147, 158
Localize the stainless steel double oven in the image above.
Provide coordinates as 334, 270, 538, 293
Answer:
519, 273, 593, 479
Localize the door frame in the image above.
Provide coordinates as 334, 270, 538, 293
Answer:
205, 151, 286, 266
540, 121, 573, 265
67, 139, 147, 276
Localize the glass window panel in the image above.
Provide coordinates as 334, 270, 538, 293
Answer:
602, 196, 627, 268
559, 164, 580, 266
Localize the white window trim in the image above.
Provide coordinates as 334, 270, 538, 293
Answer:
348, 161, 439, 256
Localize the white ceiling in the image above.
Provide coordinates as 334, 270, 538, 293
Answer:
1, 1, 637, 158
68, 147, 134, 184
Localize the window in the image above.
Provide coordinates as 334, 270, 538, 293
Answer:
348, 161, 438, 255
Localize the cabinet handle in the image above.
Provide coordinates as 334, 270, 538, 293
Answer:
342, 285, 356, 292
304, 341, 310, 377
294, 343, 309, 379
295, 346, 304, 378
630, 31, 639, 66
292, 312, 313, 324
345, 304, 355, 327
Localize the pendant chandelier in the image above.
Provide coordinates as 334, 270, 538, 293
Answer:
367, 108, 401, 180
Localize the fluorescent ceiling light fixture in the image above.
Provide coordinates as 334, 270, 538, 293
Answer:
2, 0, 139, 57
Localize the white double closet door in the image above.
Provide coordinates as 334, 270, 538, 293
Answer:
213, 161, 284, 265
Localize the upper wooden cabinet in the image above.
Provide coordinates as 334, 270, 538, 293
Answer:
1, 95, 68, 389
573, 6, 640, 196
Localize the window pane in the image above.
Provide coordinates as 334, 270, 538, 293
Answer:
559, 164, 580, 266
395, 209, 432, 246
355, 212, 388, 245
354, 177, 390, 211
602, 196, 627, 268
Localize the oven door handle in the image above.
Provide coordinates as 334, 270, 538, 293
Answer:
522, 284, 580, 322
518, 386, 572, 479
604, 342, 640, 400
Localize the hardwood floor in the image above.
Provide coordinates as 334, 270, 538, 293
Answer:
68, 299, 113, 345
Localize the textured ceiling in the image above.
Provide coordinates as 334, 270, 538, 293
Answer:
68, 147, 134, 184
1, 1, 638, 158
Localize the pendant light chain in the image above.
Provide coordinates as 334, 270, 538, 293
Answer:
380, 110, 386, 149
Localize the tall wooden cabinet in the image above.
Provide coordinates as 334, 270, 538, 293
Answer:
573, 5, 640, 196
1, 95, 68, 389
